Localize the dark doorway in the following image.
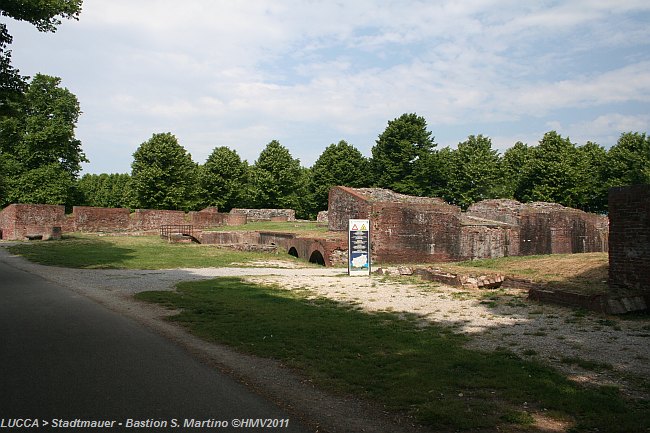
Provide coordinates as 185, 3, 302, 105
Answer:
309, 250, 325, 266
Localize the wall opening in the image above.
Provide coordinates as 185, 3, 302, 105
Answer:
309, 250, 325, 266
288, 247, 299, 258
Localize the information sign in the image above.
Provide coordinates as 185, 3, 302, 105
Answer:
348, 219, 371, 276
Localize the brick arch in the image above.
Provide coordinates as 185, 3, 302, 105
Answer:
308, 249, 325, 266
285, 239, 332, 267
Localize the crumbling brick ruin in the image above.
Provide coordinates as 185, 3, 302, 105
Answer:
608, 184, 650, 303
328, 187, 609, 263
230, 208, 296, 222
0, 204, 245, 240
0, 204, 65, 240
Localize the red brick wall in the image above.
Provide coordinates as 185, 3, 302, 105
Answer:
469, 200, 608, 256
0, 204, 65, 240
327, 186, 373, 231
130, 209, 188, 231
460, 225, 518, 259
371, 202, 462, 263
73, 206, 130, 232
190, 210, 247, 227
609, 185, 650, 295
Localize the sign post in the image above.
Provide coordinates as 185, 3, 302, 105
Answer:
348, 219, 371, 276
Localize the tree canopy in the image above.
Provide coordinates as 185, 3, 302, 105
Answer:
370, 113, 436, 195
309, 140, 369, 212
1, 74, 85, 207
249, 140, 307, 215
199, 146, 248, 212
1, 0, 83, 32
446, 135, 501, 209
131, 133, 198, 211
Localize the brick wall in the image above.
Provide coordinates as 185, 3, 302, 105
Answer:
0, 204, 65, 240
327, 187, 373, 231
0, 204, 248, 239
230, 208, 296, 221
371, 202, 462, 263
460, 224, 518, 259
468, 200, 608, 256
330, 189, 608, 264
130, 209, 189, 231
189, 208, 246, 227
73, 206, 131, 232
609, 185, 650, 296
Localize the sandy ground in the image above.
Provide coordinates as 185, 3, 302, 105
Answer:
2, 247, 648, 432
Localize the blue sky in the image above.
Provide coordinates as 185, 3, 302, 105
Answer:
6, 0, 650, 174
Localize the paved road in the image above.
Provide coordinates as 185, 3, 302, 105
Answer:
0, 256, 311, 432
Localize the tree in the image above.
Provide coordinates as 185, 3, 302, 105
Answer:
249, 140, 306, 214
309, 140, 369, 213
0, 0, 82, 114
199, 146, 248, 212
19, 74, 86, 174
501, 141, 532, 201
77, 173, 134, 208
1, 1, 83, 203
576, 141, 608, 213
517, 131, 582, 207
446, 135, 501, 209
370, 113, 436, 195
0, 24, 26, 119
1, 0, 83, 32
131, 133, 198, 211
1, 74, 85, 206
6, 163, 75, 205
606, 132, 650, 188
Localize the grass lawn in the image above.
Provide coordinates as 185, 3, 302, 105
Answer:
207, 220, 335, 238
5, 234, 296, 269
426, 253, 609, 295
136, 277, 648, 432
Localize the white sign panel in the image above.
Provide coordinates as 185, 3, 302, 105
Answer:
348, 219, 371, 276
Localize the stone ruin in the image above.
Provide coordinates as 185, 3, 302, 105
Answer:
0, 204, 245, 240
328, 186, 609, 263
607, 184, 650, 312
1, 185, 647, 313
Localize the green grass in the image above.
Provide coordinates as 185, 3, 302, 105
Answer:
6, 234, 294, 269
207, 220, 331, 237
136, 277, 649, 432
431, 253, 609, 295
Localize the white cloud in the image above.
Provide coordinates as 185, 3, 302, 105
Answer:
7, 0, 650, 173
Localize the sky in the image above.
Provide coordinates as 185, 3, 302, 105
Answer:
5, 0, 650, 174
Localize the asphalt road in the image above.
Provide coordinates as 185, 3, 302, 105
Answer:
0, 256, 312, 432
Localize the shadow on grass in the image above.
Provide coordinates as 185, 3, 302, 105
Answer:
6, 236, 137, 269
136, 277, 649, 433
537, 262, 609, 295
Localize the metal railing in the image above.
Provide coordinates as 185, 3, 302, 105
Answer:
160, 224, 194, 242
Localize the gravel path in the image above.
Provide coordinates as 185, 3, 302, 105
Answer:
2, 245, 648, 431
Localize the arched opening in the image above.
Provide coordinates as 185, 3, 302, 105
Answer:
288, 247, 299, 258
309, 250, 326, 266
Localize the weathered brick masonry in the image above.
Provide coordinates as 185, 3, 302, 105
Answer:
230, 208, 296, 222
466, 200, 608, 256
0, 205, 245, 240
0, 204, 65, 240
328, 187, 608, 264
608, 185, 650, 298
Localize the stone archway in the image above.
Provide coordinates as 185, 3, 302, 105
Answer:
309, 250, 325, 266
288, 247, 299, 258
